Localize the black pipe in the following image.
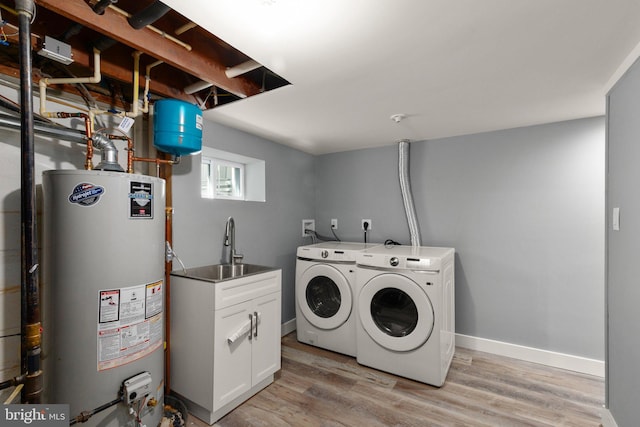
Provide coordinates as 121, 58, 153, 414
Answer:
0, 377, 18, 391
15, 0, 42, 404
127, 1, 171, 29
60, 1, 117, 41
59, 23, 83, 41
91, 35, 118, 52
69, 397, 122, 425
92, 0, 118, 15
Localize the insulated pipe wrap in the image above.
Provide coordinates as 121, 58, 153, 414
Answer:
398, 140, 421, 247
127, 1, 171, 29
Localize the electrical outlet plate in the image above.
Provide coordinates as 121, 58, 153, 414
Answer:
331, 219, 338, 229
302, 219, 315, 237
362, 219, 372, 230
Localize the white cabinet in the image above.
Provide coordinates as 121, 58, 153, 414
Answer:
170, 268, 281, 425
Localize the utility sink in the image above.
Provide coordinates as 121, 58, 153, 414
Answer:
171, 263, 275, 283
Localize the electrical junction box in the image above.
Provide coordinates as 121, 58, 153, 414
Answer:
38, 36, 74, 65
123, 371, 152, 404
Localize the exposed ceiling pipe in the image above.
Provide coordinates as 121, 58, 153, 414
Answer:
108, 4, 192, 51
140, 59, 164, 114
92, 0, 117, 15
185, 60, 263, 95
127, 1, 170, 29
175, 21, 197, 35
0, 113, 86, 143
15, 0, 42, 404
91, 35, 118, 52
39, 48, 101, 117
132, 51, 142, 117
184, 80, 213, 95
225, 60, 262, 78
60, 0, 117, 40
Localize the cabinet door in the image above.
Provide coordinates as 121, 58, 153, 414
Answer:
213, 300, 253, 411
251, 292, 281, 385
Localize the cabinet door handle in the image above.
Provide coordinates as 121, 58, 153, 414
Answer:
248, 313, 253, 341
254, 311, 259, 338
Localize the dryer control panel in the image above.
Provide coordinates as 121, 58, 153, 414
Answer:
357, 253, 444, 271
405, 257, 433, 269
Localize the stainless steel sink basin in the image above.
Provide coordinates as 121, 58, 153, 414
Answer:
171, 263, 274, 282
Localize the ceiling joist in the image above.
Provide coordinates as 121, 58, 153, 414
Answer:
34, 0, 264, 98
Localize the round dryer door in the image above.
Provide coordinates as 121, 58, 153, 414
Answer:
358, 273, 434, 352
297, 264, 352, 330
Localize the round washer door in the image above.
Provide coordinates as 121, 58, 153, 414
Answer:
297, 263, 352, 330
358, 273, 434, 352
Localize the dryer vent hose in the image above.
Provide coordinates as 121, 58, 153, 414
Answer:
398, 140, 421, 247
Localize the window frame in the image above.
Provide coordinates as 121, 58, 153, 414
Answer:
200, 147, 266, 203
201, 156, 245, 201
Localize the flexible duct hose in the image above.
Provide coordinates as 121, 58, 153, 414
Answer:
398, 140, 421, 247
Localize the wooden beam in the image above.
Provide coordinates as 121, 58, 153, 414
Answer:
1, 24, 193, 105
35, 0, 263, 98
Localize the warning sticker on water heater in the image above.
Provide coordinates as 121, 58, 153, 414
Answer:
97, 281, 163, 371
129, 181, 153, 219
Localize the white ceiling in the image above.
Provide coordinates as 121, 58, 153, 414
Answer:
162, 0, 640, 155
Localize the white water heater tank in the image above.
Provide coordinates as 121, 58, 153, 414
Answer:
42, 170, 165, 427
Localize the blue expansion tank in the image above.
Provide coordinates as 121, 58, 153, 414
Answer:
153, 99, 203, 156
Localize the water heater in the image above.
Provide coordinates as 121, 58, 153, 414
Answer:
42, 170, 165, 427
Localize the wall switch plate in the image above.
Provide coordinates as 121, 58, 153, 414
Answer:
613, 207, 620, 231
362, 219, 372, 230
302, 219, 315, 237
331, 219, 338, 229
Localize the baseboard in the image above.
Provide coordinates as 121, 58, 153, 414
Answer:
281, 318, 296, 337
280, 321, 604, 377
600, 408, 619, 427
456, 333, 605, 377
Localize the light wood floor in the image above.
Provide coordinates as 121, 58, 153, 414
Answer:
185, 333, 604, 427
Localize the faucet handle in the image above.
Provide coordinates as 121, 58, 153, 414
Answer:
233, 252, 244, 263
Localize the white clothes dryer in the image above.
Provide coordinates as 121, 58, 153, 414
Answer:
355, 245, 455, 386
296, 242, 379, 356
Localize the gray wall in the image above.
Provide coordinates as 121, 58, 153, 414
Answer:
316, 117, 605, 359
171, 120, 315, 323
606, 58, 640, 427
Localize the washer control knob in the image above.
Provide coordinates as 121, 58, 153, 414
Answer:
389, 257, 399, 267
321, 250, 329, 259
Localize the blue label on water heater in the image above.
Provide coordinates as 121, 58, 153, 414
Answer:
68, 183, 105, 206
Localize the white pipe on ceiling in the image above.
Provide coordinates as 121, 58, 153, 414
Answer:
225, 60, 261, 78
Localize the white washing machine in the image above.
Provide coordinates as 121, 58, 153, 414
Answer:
355, 245, 455, 386
295, 242, 379, 357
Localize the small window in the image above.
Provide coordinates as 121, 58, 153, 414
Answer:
200, 147, 265, 202
201, 157, 245, 200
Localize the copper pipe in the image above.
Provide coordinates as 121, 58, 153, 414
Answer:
160, 153, 174, 397
164, 205, 173, 395
126, 136, 134, 173
52, 112, 94, 170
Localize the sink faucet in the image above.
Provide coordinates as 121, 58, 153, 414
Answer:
224, 217, 244, 266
